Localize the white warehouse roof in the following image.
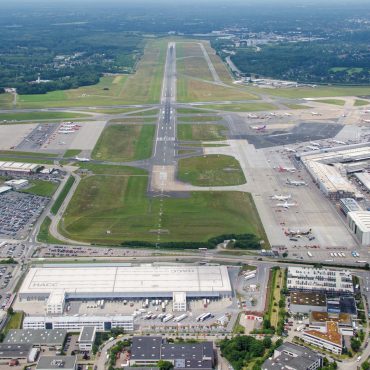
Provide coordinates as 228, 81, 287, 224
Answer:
19, 264, 232, 298
348, 211, 370, 233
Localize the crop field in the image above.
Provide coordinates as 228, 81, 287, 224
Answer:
61, 173, 264, 244
194, 103, 276, 112
178, 155, 246, 186
92, 124, 155, 161
177, 124, 227, 141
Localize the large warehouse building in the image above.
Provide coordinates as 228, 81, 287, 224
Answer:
347, 211, 370, 245
19, 264, 232, 314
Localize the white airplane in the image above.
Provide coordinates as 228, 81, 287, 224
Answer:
250, 124, 267, 131
58, 130, 75, 134
311, 112, 322, 116
277, 164, 296, 173
275, 201, 297, 209
269, 112, 277, 116
286, 178, 306, 186
309, 142, 320, 147
331, 139, 346, 145
284, 112, 292, 116
362, 110, 370, 113
271, 194, 292, 201
58, 141, 66, 145
285, 147, 296, 153
362, 119, 370, 123
247, 113, 259, 119
306, 145, 319, 151
75, 156, 90, 162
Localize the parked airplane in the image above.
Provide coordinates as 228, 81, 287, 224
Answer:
284, 147, 296, 153
275, 201, 297, 209
284, 112, 292, 116
247, 113, 259, 119
311, 112, 322, 116
286, 178, 306, 186
269, 112, 277, 116
277, 165, 296, 173
331, 139, 346, 145
271, 194, 292, 201
285, 228, 312, 236
75, 156, 90, 162
250, 124, 267, 131
362, 119, 370, 123
309, 142, 320, 147
58, 130, 75, 134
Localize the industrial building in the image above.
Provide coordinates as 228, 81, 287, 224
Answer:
23, 315, 134, 332
19, 264, 232, 314
287, 267, 353, 294
4, 329, 67, 349
36, 356, 76, 370
262, 342, 322, 370
0, 186, 11, 195
289, 292, 327, 314
347, 211, 370, 245
339, 198, 362, 216
299, 143, 370, 199
77, 326, 96, 351
0, 343, 36, 363
130, 336, 215, 370
0, 161, 41, 175
355, 172, 370, 192
309, 311, 354, 336
5, 179, 29, 190
302, 322, 343, 354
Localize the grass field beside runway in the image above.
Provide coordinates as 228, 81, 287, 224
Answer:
6, 39, 167, 109
313, 99, 346, 106
194, 103, 276, 112
354, 99, 370, 106
0, 111, 89, 121
92, 124, 155, 162
0, 94, 14, 109
177, 124, 227, 141
61, 173, 265, 244
176, 42, 214, 82
178, 155, 246, 186
249, 85, 370, 98
177, 115, 222, 122
177, 77, 259, 103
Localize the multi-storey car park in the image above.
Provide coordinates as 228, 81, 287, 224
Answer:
18, 264, 233, 314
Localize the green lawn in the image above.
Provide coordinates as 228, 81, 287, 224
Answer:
50, 176, 75, 215
77, 163, 147, 175
178, 115, 222, 122
178, 155, 246, 186
284, 103, 310, 109
38, 216, 64, 244
2, 312, 24, 336
92, 124, 155, 161
60, 174, 266, 244
177, 124, 227, 141
21, 180, 58, 197
355, 99, 369, 107
194, 103, 276, 112
0, 111, 89, 121
63, 149, 82, 158
313, 99, 345, 106
0, 150, 54, 157
177, 108, 213, 114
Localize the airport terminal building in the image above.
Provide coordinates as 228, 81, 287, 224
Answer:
19, 264, 232, 314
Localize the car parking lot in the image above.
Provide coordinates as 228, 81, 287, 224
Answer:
0, 242, 25, 259
0, 191, 49, 237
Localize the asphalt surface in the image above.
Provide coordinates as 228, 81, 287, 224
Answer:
152, 42, 177, 166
